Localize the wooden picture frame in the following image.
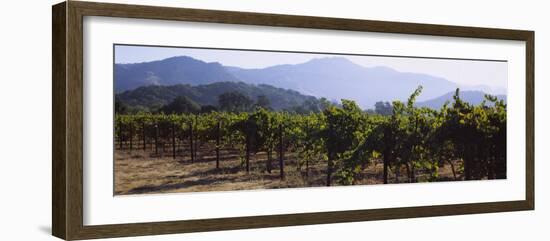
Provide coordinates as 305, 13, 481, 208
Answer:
52, 1, 534, 240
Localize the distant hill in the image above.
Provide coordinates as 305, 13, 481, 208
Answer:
116, 81, 320, 111
227, 57, 458, 108
416, 90, 507, 109
115, 56, 239, 92
459, 84, 507, 95
115, 55, 465, 108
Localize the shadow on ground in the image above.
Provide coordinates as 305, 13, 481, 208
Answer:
126, 175, 240, 194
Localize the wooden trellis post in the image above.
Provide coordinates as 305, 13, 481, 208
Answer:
216, 121, 221, 169
279, 124, 284, 180
171, 122, 176, 159
189, 122, 194, 163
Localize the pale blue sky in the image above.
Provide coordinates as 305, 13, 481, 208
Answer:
115, 45, 507, 94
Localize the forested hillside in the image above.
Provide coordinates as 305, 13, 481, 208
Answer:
115, 81, 324, 113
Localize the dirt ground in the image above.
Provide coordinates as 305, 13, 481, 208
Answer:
114, 145, 462, 195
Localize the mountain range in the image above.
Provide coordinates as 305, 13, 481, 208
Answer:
115, 55, 505, 109
115, 56, 239, 91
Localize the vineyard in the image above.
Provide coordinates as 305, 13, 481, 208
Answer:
114, 87, 507, 195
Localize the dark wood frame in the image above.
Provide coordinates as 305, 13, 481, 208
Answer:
52, 1, 535, 240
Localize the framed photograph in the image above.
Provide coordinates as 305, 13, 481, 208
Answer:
52, 1, 534, 240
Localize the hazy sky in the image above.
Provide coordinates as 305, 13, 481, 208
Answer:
115, 45, 507, 94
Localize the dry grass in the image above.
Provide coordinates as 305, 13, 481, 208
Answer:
114, 147, 462, 195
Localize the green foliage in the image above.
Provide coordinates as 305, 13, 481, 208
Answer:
200, 105, 218, 113
115, 86, 507, 185
114, 97, 129, 114
160, 96, 200, 114
219, 91, 254, 113
374, 101, 392, 116
323, 99, 365, 158
255, 95, 272, 110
